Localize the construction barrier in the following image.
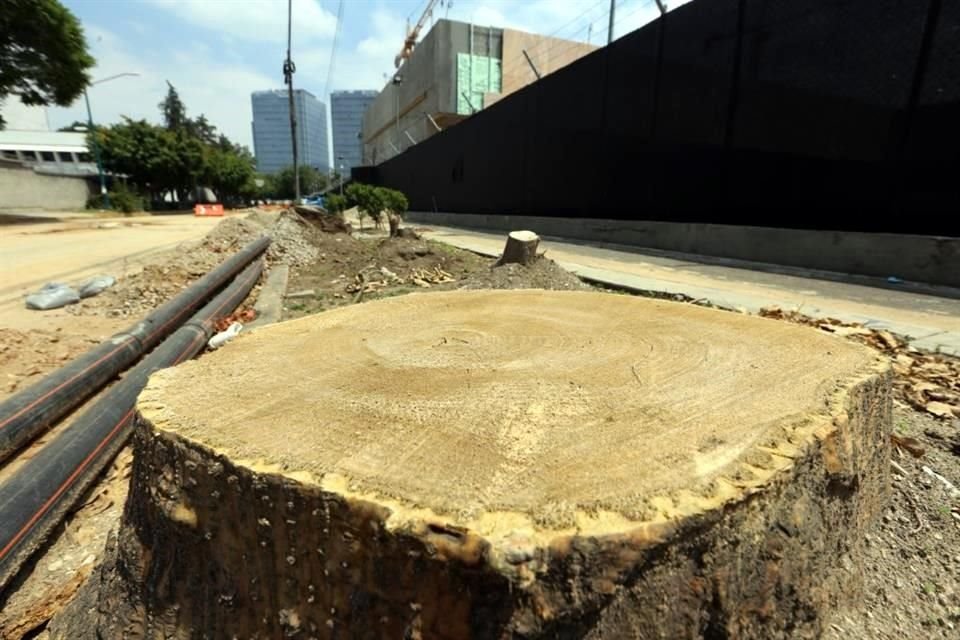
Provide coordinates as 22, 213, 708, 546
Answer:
194, 203, 224, 217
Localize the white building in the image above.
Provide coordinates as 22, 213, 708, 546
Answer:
0, 130, 96, 177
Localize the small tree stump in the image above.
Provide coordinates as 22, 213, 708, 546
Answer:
56, 291, 890, 639
388, 212, 401, 237
496, 230, 540, 266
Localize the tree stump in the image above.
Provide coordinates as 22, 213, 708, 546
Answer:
58, 291, 890, 639
496, 230, 540, 266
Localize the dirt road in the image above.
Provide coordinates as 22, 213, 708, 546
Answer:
0, 214, 223, 305
0, 213, 225, 332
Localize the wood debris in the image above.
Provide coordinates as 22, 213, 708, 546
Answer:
760, 307, 960, 420
410, 266, 455, 288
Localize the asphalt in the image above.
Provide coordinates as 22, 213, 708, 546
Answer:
414, 223, 960, 356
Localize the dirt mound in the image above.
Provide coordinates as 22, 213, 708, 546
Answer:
67, 211, 319, 318
461, 257, 589, 291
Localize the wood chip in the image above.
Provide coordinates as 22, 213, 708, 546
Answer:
925, 401, 957, 419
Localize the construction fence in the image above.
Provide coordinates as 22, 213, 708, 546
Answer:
366, 0, 959, 236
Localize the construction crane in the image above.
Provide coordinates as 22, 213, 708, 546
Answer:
394, 0, 440, 68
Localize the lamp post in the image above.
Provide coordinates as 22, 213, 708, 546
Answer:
83, 72, 140, 209
337, 155, 344, 196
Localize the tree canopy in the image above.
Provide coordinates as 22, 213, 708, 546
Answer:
0, 0, 95, 129
95, 83, 257, 207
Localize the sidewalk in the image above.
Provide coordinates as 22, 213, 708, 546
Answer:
415, 223, 960, 356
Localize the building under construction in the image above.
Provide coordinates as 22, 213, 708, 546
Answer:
361, 18, 597, 167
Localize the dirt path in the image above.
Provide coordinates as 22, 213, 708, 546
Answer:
0, 214, 225, 308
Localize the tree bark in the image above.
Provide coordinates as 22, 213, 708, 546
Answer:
388, 211, 401, 237
495, 230, 540, 266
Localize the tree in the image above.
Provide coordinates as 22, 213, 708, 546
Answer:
204, 146, 256, 205
0, 0, 95, 129
58, 120, 89, 132
274, 165, 327, 199
346, 183, 384, 231
93, 118, 182, 203
159, 81, 187, 132
96, 85, 258, 208
377, 187, 409, 237
188, 114, 218, 145
325, 193, 347, 215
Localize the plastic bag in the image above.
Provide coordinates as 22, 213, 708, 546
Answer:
78, 275, 116, 298
25, 282, 80, 310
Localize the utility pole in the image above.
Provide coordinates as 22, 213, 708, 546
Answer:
608, 0, 616, 44
81, 73, 139, 210
83, 90, 110, 210
284, 0, 300, 203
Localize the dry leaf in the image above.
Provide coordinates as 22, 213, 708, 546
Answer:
876, 331, 900, 350
890, 434, 926, 458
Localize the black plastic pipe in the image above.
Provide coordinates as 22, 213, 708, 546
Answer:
0, 260, 264, 593
0, 235, 269, 464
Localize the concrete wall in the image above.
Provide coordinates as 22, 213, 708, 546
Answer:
0, 164, 91, 210
361, 20, 598, 165
493, 29, 599, 107
362, 21, 445, 166
406, 211, 960, 287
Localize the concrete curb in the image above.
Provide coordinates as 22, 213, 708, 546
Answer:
248, 265, 289, 330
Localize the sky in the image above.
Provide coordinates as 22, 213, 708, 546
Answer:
48, 0, 678, 162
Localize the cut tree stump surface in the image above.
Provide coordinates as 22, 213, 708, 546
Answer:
141, 290, 880, 535
63, 290, 892, 639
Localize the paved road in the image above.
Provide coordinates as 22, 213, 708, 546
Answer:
416, 223, 960, 355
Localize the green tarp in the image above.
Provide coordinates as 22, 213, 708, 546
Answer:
457, 53, 502, 115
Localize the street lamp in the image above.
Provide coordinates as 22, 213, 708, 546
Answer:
337, 155, 344, 196
83, 72, 140, 209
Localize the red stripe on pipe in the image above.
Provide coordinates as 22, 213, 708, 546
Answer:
0, 408, 134, 563
0, 336, 138, 431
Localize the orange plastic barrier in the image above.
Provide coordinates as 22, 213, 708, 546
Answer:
194, 204, 225, 217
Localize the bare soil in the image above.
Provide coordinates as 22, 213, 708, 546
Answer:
282, 235, 588, 320
824, 408, 960, 639
66, 211, 319, 319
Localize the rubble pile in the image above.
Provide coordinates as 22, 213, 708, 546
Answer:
68, 211, 319, 318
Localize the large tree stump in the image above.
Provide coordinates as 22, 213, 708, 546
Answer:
495, 230, 540, 266
58, 291, 890, 639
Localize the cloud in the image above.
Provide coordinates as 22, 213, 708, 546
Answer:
146, 0, 336, 44
47, 23, 275, 149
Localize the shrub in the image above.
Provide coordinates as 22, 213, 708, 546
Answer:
85, 182, 144, 213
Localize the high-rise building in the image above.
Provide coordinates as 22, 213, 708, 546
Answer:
330, 90, 377, 178
251, 89, 328, 175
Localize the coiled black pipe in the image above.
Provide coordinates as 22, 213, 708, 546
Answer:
0, 260, 264, 593
0, 235, 270, 464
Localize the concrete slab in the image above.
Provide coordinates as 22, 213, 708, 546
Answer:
248, 265, 288, 330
